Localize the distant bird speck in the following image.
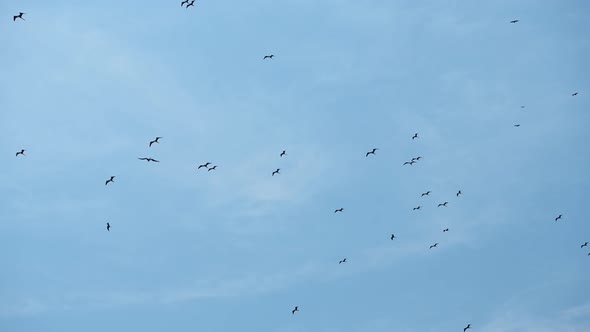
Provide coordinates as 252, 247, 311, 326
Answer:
514, 124, 521, 127
272, 168, 281, 176
555, 214, 563, 221
138, 157, 159, 162
581, 242, 588, 248
105, 176, 115, 186
390, 234, 395, 240
366, 148, 378, 157
572, 92, 578, 96
510, 19, 519, 23
280, 150, 286, 157
13, 12, 25, 21
334, 208, 344, 213
181, 0, 189, 7
264, 55, 274, 59
339, 258, 347, 264
438, 202, 448, 207
186, 0, 195, 8
207, 165, 217, 172
15, 149, 26, 157
149, 137, 162, 147
421, 191, 431, 197
292, 306, 299, 314
430, 243, 439, 249
412, 133, 419, 140
443, 228, 449, 232
106, 222, 111, 232
198, 162, 211, 169
413, 206, 421, 210
464, 324, 472, 332
456, 190, 462, 197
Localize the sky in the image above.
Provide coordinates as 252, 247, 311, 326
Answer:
1, 0, 589, 331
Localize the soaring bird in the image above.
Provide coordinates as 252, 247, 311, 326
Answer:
263, 55, 274, 59
105, 176, 115, 186
207, 165, 217, 172
413, 206, 421, 210
15, 149, 26, 157
181, 0, 189, 6
464, 324, 471, 332
292, 306, 299, 314
339, 258, 347, 264
198, 162, 211, 169
412, 133, 418, 139
555, 214, 563, 221
438, 202, 448, 207
443, 228, 449, 232
13, 12, 25, 21
149, 137, 162, 147
272, 168, 281, 176
138, 157, 159, 162
366, 148, 378, 157
572, 92, 578, 96
514, 124, 521, 127
186, 0, 195, 8
421, 191, 431, 197
510, 19, 519, 23
456, 190, 462, 197
581, 242, 588, 248
412, 156, 422, 161
334, 208, 344, 213
106, 223, 111, 232
430, 243, 439, 249
390, 234, 395, 240
280, 150, 286, 157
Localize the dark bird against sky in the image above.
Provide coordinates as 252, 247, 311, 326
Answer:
292, 306, 299, 314
198, 162, 211, 169
138, 158, 159, 162
15, 149, 26, 157
438, 202, 448, 207
105, 176, 115, 186
106, 222, 111, 232
555, 214, 563, 221
13, 12, 25, 21
334, 208, 344, 213
464, 324, 471, 332
264, 55, 274, 59
272, 168, 280, 176
280, 150, 286, 157
366, 148, 378, 157
149, 137, 162, 147
430, 243, 439, 249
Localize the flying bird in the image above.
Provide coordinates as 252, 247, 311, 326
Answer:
15, 149, 26, 157
572, 92, 578, 96
198, 162, 211, 169
339, 258, 347, 264
207, 165, 217, 172
292, 306, 299, 314
443, 228, 449, 232
412, 133, 418, 139
510, 19, 519, 23
105, 176, 115, 186
186, 0, 195, 8
514, 124, 521, 127
430, 243, 439, 249
263, 55, 274, 59
138, 157, 159, 162
438, 202, 448, 207
13, 12, 25, 21
456, 190, 462, 197
366, 148, 378, 157
421, 191, 431, 196
413, 206, 421, 210
464, 324, 471, 332
412, 156, 422, 161
181, 0, 189, 6
272, 168, 281, 176
334, 208, 344, 213
581, 242, 588, 248
555, 214, 562, 221
390, 234, 395, 240
149, 137, 162, 147
106, 222, 111, 231
280, 150, 286, 157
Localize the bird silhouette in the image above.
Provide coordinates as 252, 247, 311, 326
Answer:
555, 214, 563, 221
149, 137, 162, 147
572, 92, 578, 96
390, 234, 395, 240
13, 12, 25, 21
438, 202, 448, 207
412, 133, 418, 139
510, 19, 519, 23
421, 191, 431, 196
272, 168, 281, 176
334, 208, 344, 213
280, 150, 286, 157
198, 162, 211, 169
186, 0, 195, 8
207, 165, 217, 172
15, 149, 26, 157
292, 306, 299, 314
411, 156, 422, 161
430, 243, 439, 249
581, 242, 588, 248
339, 258, 347, 264
263, 55, 274, 59
464, 324, 471, 332
443, 228, 449, 232
106, 222, 111, 231
138, 157, 159, 162
366, 148, 378, 157
181, 0, 189, 6
413, 206, 421, 210
456, 190, 462, 197
514, 124, 521, 127
105, 176, 115, 186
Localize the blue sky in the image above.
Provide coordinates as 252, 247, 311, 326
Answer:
1, 0, 589, 331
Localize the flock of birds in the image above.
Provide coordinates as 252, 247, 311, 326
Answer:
8, 5, 587, 332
